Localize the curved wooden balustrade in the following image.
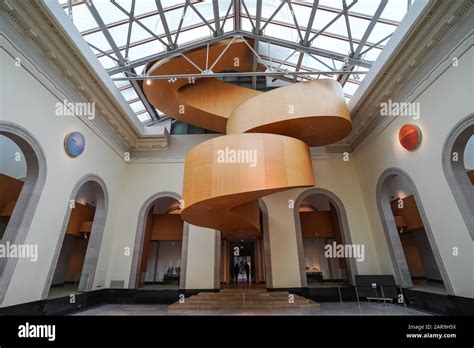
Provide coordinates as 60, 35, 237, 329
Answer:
144, 40, 351, 238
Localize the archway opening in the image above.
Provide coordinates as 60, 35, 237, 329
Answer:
297, 193, 350, 288
379, 172, 447, 295
220, 202, 266, 289
0, 135, 26, 240
464, 135, 474, 185
48, 180, 104, 299
138, 196, 184, 290
443, 116, 474, 239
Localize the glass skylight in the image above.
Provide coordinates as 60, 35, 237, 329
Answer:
59, 0, 411, 124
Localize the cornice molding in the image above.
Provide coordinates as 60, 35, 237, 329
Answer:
0, 28, 127, 160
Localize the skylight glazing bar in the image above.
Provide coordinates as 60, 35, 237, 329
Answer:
241, 0, 256, 32
342, 0, 355, 54
124, 0, 135, 59
359, 33, 392, 56
308, 0, 357, 43
186, 0, 216, 34
294, 0, 318, 80
339, 0, 388, 85
111, 0, 170, 48
114, 70, 367, 81
87, 0, 159, 121
212, 0, 222, 36
155, 0, 174, 48
260, 0, 287, 32
251, 0, 262, 89
220, 0, 234, 32
173, 3, 189, 47
286, 1, 303, 43
242, 31, 372, 69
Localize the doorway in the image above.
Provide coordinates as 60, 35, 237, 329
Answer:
135, 194, 185, 290
294, 189, 356, 288
377, 168, 451, 295
48, 179, 107, 299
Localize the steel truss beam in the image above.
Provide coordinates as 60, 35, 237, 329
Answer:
339, 0, 388, 85
87, 1, 159, 121
75, 0, 398, 123
107, 30, 372, 75
113, 70, 368, 81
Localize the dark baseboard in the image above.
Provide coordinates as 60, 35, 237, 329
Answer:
402, 288, 474, 315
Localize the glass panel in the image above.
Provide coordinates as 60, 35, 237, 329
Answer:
311, 35, 351, 56
367, 22, 397, 44
121, 87, 138, 101
350, 0, 381, 17
175, 25, 213, 46
381, 0, 409, 22
318, 0, 343, 11
108, 21, 155, 49
98, 55, 119, 70
129, 100, 145, 113
122, 40, 167, 62
85, 31, 113, 52
137, 112, 152, 123
263, 23, 299, 42
343, 81, 359, 96
115, 0, 155, 18
219, 0, 233, 17
68, 3, 97, 32
92, 0, 129, 26
111, 73, 131, 89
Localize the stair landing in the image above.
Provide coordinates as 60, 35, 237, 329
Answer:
169, 288, 319, 311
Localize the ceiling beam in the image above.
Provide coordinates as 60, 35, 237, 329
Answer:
107, 29, 373, 76
155, 0, 175, 49
242, 31, 373, 69
87, 1, 159, 121
339, 0, 388, 85
212, 0, 222, 36
186, 0, 216, 34
107, 31, 236, 75
294, 0, 318, 80
233, 0, 241, 31
251, 0, 262, 89
114, 70, 368, 81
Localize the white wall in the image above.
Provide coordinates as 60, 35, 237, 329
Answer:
1, 48, 127, 307
353, 46, 474, 298
184, 225, 217, 289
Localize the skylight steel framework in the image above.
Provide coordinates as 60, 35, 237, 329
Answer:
62, 0, 406, 123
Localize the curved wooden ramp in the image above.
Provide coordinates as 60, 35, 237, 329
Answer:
144, 40, 351, 238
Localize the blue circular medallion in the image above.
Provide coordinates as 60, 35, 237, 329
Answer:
64, 131, 85, 158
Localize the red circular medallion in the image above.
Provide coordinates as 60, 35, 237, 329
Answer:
399, 124, 421, 150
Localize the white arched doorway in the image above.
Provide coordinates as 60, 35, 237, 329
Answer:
294, 188, 357, 287
376, 168, 453, 295
44, 175, 108, 299
0, 121, 47, 305
442, 114, 474, 239
130, 192, 188, 290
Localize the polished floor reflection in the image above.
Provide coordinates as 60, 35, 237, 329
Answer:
75, 302, 430, 316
